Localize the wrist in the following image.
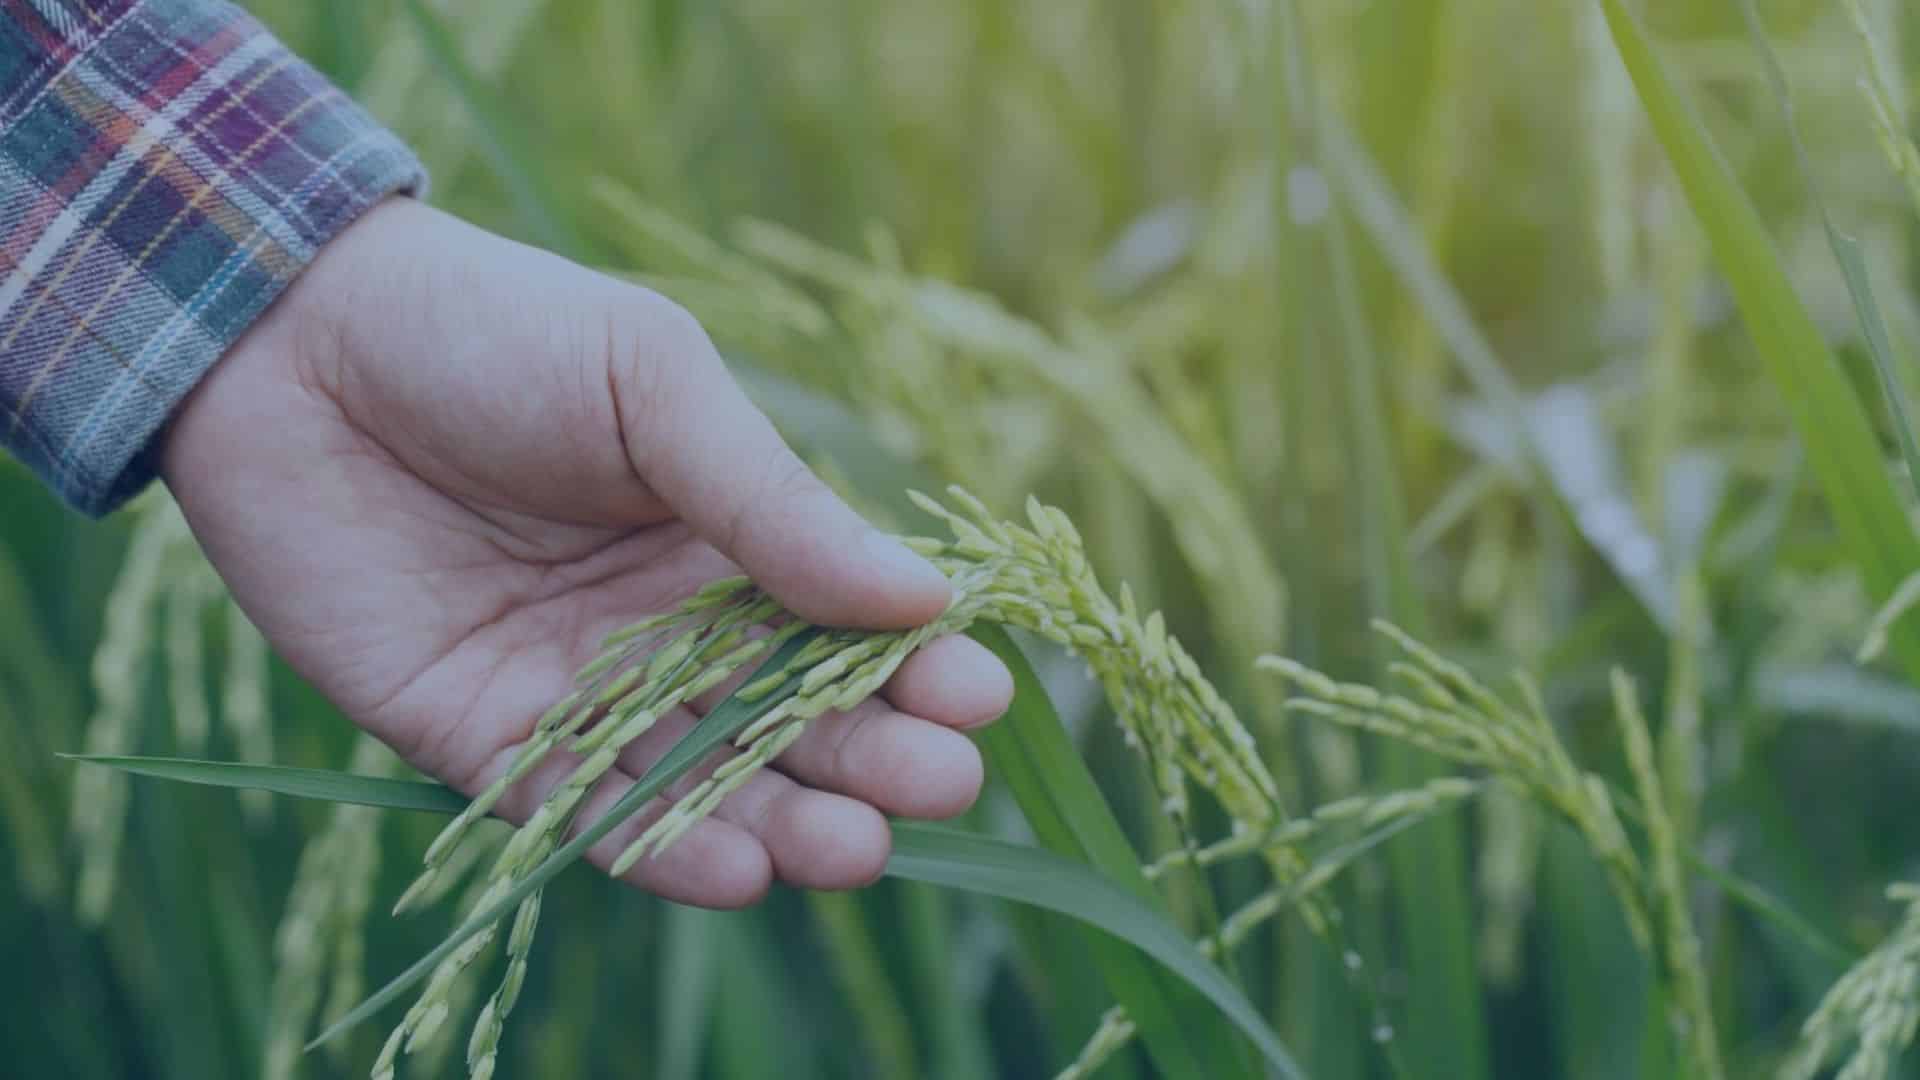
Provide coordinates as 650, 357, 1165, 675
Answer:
157, 196, 421, 485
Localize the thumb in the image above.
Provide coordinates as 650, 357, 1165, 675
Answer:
612, 301, 951, 629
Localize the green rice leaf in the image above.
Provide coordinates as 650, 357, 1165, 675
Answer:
969, 624, 1275, 1080
887, 822, 1305, 1080
1598, 0, 1920, 679
60, 755, 468, 815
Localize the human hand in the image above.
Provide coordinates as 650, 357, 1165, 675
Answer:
159, 198, 1012, 907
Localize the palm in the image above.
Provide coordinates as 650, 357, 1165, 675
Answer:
160, 199, 1009, 907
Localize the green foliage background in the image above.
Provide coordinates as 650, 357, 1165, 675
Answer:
4, 0, 1920, 1076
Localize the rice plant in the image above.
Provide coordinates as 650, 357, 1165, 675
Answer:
12, 0, 1920, 1077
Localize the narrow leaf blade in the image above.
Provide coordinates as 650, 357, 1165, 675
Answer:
61, 754, 467, 815
888, 822, 1304, 1080
970, 625, 1267, 1080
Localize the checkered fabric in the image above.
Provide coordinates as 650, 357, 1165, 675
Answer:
0, 0, 424, 514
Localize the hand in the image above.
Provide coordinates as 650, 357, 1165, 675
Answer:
159, 198, 1012, 908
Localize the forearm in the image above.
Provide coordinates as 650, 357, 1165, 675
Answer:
0, 0, 422, 515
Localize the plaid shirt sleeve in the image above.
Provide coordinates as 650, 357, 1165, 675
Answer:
0, 0, 425, 515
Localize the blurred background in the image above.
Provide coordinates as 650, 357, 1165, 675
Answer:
5, 0, 1920, 1076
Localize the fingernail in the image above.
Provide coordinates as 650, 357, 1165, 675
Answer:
863, 531, 952, 595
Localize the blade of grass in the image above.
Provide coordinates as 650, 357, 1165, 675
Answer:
60, 755, 469, 814
400, 0, 585, 258
1598, 0, 1920, 681
887, 822, 1305, 1080
1734, 0, 1920, 506
969, 624, 1272, 1080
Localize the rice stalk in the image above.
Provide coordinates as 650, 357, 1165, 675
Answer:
1580, 0, 1640, 298
1783, 884, 1920, 1080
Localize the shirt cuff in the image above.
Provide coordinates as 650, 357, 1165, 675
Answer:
0, 0, 426, 515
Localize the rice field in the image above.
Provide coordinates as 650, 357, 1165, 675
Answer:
5, 0, 1920, 1076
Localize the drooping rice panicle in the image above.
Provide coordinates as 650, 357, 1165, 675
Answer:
1142, 776, 1480, 881
1614, 670, 1722, 1080
1259, 623, 1653, 946
1261, 626, 1745, 1074
1784, 884, 1920, 1080
71, 498, 187, 923
265, 737, 396, 1080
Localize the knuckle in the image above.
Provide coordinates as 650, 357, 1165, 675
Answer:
645, 293, 714, 355
828, 710, 874, 784
757, 448, 822, 505
847, 831, 890, 887
721, 447, 822, 555
602, 290, 717, 423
